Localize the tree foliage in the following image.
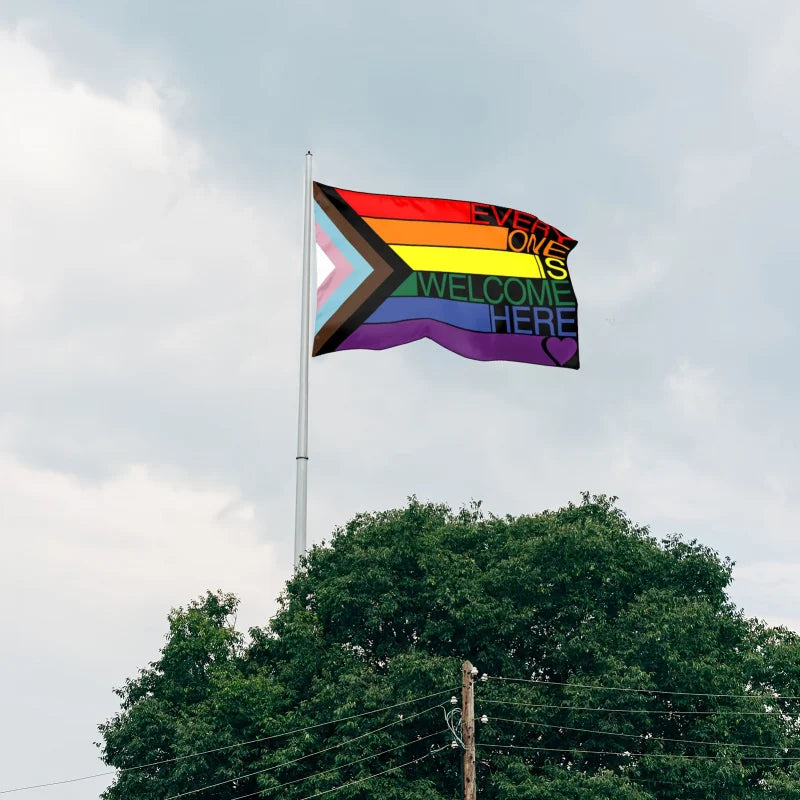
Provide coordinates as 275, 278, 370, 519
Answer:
99, 494, 800, 799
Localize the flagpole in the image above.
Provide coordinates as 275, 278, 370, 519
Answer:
294, 151, 313, 568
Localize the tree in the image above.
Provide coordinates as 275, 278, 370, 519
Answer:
98, 495, 800, 799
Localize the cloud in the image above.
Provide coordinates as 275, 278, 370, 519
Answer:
0, 454, 278, 649
746, 3, 800, 136
733, 561, 800, 633
676, 151, 752, 212
0, 26, 289, 796
1, 4, 799, 796
0, 26, 299, 502
0, 451, 280, 797
664, 360, 720, 421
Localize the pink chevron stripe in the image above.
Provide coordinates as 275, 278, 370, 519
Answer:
316, 222, 354, 309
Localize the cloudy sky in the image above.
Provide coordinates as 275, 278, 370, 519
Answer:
1, 1, 798, 796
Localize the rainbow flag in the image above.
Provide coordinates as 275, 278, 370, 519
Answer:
313, 183, 579, 369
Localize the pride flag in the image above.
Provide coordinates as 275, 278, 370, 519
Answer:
313, 182, 579, 368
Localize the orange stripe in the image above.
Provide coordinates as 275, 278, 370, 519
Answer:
364, 218, 508, 250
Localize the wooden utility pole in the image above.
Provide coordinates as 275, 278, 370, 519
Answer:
462, 660, 476, 800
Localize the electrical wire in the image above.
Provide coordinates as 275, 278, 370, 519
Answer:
294, 751, 434, 800
480, 699, 794, 716
222, 730, 445, 800
479, 742, 800, 761
486, 716, 797, 753
164, 705, 444, 799
485, 676, 800, 702
0, 687, 457, 796
0, 771, 116, 795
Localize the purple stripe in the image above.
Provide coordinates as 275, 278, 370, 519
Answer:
333, 319, 579, 368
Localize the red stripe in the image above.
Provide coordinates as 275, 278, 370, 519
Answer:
336, 188, 471, 222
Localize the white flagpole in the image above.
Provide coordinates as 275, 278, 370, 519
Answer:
294, 151, 313, 567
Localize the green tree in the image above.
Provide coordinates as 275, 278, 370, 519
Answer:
98, 495, 800, 799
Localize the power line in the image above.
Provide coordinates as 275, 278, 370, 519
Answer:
485, 676, 800, 701
164, 705, 444, 799
0, 687, 457, 796
487, 716, 796, 753
0, 771, 116, 796
479, 742, 800, 761
480, 699, 793, 716
295, 751, 434, 800
223, 730, 445, 800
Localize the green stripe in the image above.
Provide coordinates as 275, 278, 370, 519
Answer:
391, 273, 419, 297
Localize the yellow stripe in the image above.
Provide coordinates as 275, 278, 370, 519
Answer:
391, 245, 545, 279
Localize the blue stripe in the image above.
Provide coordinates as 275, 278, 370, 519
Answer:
314, 202, 374, 333
366, 297, 491, 332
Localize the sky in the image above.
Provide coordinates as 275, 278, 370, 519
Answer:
0, 1, 798, 796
